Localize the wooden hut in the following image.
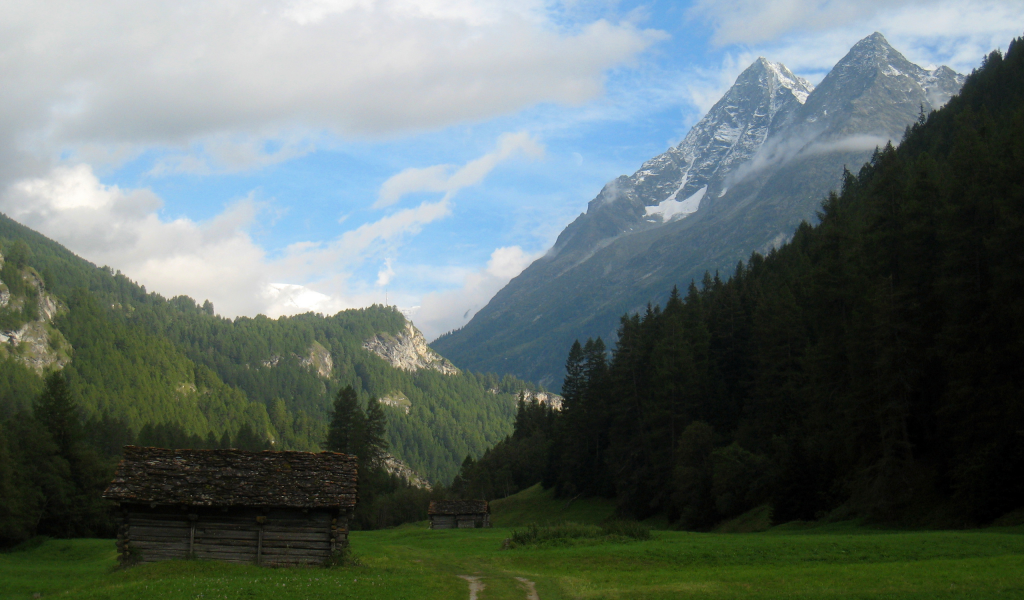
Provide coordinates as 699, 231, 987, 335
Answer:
103, 446, 358, 566
428, 500, 490, 529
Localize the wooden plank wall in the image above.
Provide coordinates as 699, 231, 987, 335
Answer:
429, 514, 490, 529
118, 505, 349, 566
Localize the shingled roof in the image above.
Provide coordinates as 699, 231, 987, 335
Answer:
428, 500, 489, 515
103, 446, 358, 509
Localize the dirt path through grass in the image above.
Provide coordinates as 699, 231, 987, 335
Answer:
459, 575, 485, 600
515, 577, 539, 599
460, 574, 539, 600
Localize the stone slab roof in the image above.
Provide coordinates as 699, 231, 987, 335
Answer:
103, 446, 358, 509
428, 500, 489, 515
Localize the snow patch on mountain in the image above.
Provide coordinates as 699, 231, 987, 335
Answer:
646, 186, 706, 222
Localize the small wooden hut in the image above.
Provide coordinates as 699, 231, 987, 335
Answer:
103, 446, 357, 566
428, 500, 490, 529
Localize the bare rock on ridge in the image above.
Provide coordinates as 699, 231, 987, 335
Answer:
363, 321, 459, 375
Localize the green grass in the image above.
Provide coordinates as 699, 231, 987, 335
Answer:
714, 504, 773, 533
489, 484, 617, 527
3, 524, 1024, 599
506, 521, 650, 549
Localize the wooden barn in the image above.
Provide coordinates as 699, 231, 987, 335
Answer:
103, 446, 357, 566
428, 500, 490, 529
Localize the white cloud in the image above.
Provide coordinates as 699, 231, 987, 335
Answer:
690, 0, 1022, 54
0, 0, 660, 185
3, 165, 274, 316
1, 164, 377, 318
679, 0, 1023, 127
375, 131, 544, 208
148, 134, 317, 176
376, 258, 396, 286
414, 245, 539, 339
0, 129, 543, 322
263, 283, 348, 316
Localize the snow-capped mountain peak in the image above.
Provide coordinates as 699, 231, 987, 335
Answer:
610, 56, 814, 226
799, 32, 965, 138
757, 57, 813, 105
433, 33, 968, 390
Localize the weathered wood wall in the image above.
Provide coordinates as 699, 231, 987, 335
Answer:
116, 504, 350, 566
428, 513, 490, 529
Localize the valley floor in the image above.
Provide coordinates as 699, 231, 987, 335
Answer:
3, 523, 1024, 600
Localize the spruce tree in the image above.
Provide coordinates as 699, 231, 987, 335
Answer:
326, 385, 365, 456
34, 372, 78, 457
362, 397, 389, 470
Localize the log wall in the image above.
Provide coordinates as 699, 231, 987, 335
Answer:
116, 504, 350, 566
428, 513, 490, 529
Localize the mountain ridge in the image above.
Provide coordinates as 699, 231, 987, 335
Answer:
0, 212, 544, 484
433, 32, 966, 389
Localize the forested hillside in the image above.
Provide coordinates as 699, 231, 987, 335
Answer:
0, 212, 538, 490
454, 37, 1024, 527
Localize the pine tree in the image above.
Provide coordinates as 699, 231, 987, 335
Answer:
34, 372, 78, 457
362, 397, 389, 470
561, 340, 585, 412
326, 385, 365, 456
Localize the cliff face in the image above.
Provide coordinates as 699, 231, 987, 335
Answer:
0, 255, 72, 374
384, 454, 432, 490
363, 321, 459, 376
529, 391, 563, 410
300, 340, 334, 379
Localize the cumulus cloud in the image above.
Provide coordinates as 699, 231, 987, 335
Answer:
0, 0, 660, 186
414, 245, 539, 339
0, 163, 380, 317
3, 165, 274, 316
375, 131, 544, 208
263, 283, 349, 317
0, 126, 544, 321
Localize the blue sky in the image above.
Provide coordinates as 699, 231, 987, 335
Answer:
2, 0, 1021, 339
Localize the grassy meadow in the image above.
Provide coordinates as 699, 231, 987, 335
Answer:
3, 489, 1023, 600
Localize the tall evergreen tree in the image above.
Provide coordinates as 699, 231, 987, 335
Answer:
34, 372, 78, 457
362, 397, 389, 470
326, 385, 365, 456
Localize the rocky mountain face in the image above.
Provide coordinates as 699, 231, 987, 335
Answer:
432, 33, 965, 389
383, 454, 432, 490
0, 253, 72, 374
364, 321, 459, 376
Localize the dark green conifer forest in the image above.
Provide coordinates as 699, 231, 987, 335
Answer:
453, 37, 1024, 527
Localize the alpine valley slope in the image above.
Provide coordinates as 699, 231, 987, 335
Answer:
432, 32, 965, 389
0, 214, 543, 484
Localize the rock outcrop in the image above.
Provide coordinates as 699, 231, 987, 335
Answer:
300, 340, 334, 379
363, 322, 459, 375
528, 391, 564, 410
384, 454, 432, 490
256, 341, 334, 379
378, 391, 412, 414
0, 256, 72, 374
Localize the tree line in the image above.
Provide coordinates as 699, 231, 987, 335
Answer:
452, 38, 1024, 528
